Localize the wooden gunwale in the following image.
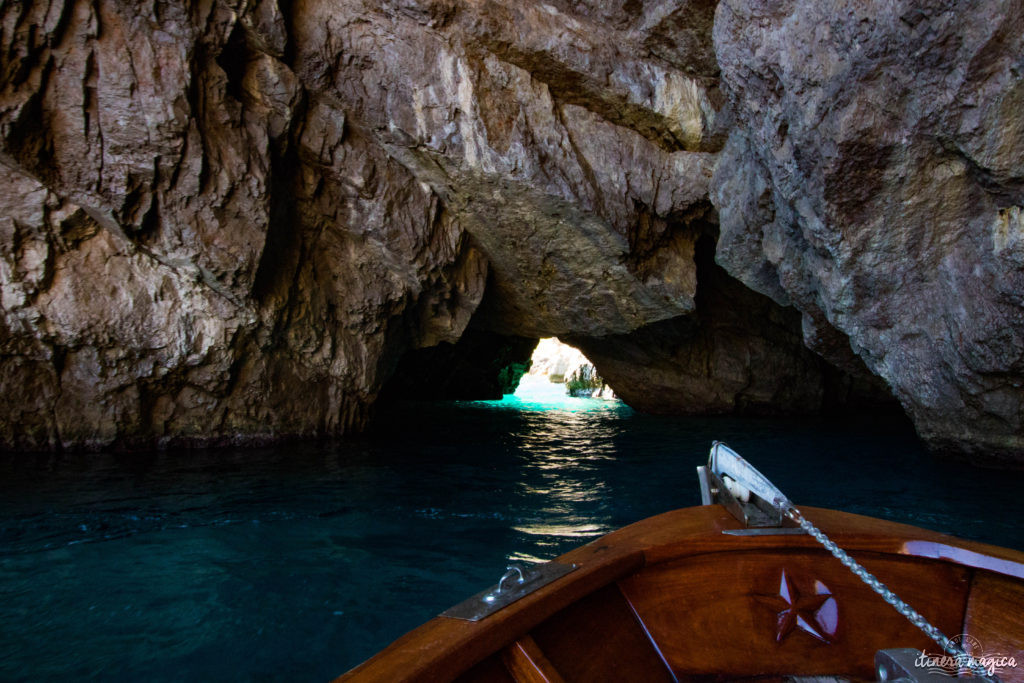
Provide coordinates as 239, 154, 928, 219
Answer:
338, 505, 1024, 682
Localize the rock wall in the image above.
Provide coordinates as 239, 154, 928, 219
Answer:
0, 0, 1021, 463
526, 337, 617, 399
570, 235, 896, 416
527, 338, 590, 382
712, 0, 1024, 462
378, 330, 535, 402
0, 0, 715, 449
288, 0, 718, 338
0, 1, 487, 448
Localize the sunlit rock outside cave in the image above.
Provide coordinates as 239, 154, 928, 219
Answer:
516, 338, 617, 401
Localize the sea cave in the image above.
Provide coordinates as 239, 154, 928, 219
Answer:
1, 0, 1023, 680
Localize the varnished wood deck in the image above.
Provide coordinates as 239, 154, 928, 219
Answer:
338, 506, 1024, 683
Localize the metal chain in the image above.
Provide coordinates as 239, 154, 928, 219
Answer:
783, 504, 998, 682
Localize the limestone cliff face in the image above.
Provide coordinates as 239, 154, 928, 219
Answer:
0, 0, 713, 449
288, 0, 718, 338
570, 236, 896, 417
0, 1, 1021, 463
712, 0, 1024, 462
0, 1, 487, 448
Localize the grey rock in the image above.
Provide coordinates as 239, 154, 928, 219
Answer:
0, 0, 1020, 464
0, 1, 484, 448
0, 0, 720, 449
712, 0, 1024, 462
570, 236, 896, 416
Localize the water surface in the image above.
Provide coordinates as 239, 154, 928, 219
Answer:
1, 381, 1022, 680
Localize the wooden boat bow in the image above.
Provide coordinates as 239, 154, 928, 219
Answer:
338, 505, 1024, 682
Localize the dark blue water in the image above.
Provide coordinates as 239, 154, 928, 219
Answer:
2, 387, 1023, 681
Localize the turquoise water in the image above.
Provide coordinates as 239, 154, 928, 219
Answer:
1, 380, 1023, 681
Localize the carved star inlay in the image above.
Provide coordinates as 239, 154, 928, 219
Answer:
755, 569, 838, 643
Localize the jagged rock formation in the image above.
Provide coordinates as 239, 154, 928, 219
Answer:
563, 364, 615, 399
712, 0, 1024, 462
0, 0, 1021, 463
0, 1, 488, 448
378, 330, 535, 402
0, 0, 714, 449
290, 0, 719, 338
527, 338, 590, 383
570, 236, 896, 415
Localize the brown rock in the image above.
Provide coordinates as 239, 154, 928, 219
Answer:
0, 0, 1019, 465
570, 236, 896, 416
0, 0, 728, 450
0, 1, 485, 449
289, 0, 720, 337
712, 0, 1024, 462
378, 330, 536, 402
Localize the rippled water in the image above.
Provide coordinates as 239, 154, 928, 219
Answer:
1, 380, 1023, 681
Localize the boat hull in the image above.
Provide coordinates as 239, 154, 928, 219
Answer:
338, 506, 1024, 682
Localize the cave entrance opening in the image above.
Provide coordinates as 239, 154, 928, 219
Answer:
511, 338, 617, 403
376, 330, 627, 410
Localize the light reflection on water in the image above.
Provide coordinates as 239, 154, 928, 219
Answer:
501, 375, 625, 549
511, 524, 606, 538
0, 388, 1023, 681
